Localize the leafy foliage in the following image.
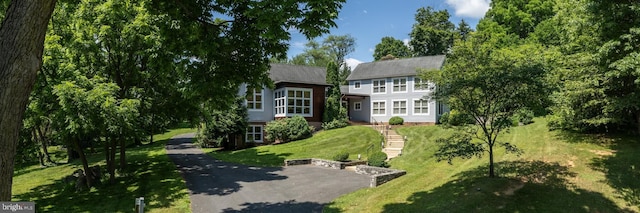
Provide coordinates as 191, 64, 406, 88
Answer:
368, 151, 388, 167
421, 29, 549, 177
389, 116, 404, 125
409, 6, 455, 56
265, 116, 313, 143
512, 108, 534, 125
196, 97, 248, 149
438, 110, 474, 126
373, 37, 411, 60
332, 150, 349, 162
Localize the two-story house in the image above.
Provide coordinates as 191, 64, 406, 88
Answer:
239, 63, 328, 143
342, 55, 447, 124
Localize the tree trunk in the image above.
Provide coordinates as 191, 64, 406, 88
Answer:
109, 137, 117, 184
636, 112, 640, 135
36, 125, 54, 164
0, 0, 57, 201
72, 136, 92, 189
119, 137, 125, 171
489, 144, 495, 178
105, 136, 112, 182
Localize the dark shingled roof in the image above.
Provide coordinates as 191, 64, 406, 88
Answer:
269, 63, 329, 86
346, 55, 446, 81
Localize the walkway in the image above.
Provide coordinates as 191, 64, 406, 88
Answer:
166, 133, 370, 213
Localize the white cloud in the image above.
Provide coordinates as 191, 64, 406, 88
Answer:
445, 0, 491, 19
345, 58, 364, 70
402, 38, 410, 46
368, 48, 374, 52
363, 10, 368, 14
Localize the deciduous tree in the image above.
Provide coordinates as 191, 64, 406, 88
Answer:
373, 36, 410, 61
409, 6, 455, 56
422, 32, 549, 178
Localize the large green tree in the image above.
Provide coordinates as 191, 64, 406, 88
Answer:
0, 0, 345, 201
409, 6, 455, 56
373, 36, 410, 61
422, 32, 550, 178
484, 0, 555, 39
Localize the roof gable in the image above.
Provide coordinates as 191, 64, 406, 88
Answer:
269, 63, 329, 86
347, 55, 445, 81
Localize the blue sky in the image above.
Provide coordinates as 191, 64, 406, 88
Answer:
286, 0, 491, 68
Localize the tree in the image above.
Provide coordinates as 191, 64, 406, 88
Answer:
484, 0, 555, 39
322, 61, 347, 129
373, 36, 410, 61
0, 0, 58, 201
323, 34, 356, 67
421, 32, 549, 178
409, 6, 455, 56
197, 97, 248, 150
291, 40, 332, 67
0, 0, 346, 201
455, 19, 473, 41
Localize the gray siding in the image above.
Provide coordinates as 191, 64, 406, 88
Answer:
348, 76, 437, 123
348, 97, 370, 122
239, 85, 275, 123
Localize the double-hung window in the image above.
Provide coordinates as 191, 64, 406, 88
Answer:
392, 78, 407, 93
372, 101, 386, 115
392, 100, 407, 115
414, 77, 429, 91
246, 89, 263, 111
414, 99, 429, 115
372, 79, 386, 94
246, 125, 263, 143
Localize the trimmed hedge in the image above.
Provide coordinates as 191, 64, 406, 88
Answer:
368, 151, 388, 167
332, 150, 349, 162
389, 116, 404, 125
265, 115, 313, 143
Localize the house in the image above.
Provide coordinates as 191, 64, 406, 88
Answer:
342, 55, 447, 124
239, 63, 329, 143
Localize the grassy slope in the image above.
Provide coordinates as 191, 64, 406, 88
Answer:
12, 128, 195, 213
326, 118, 640, 212
204, 126, 383, 167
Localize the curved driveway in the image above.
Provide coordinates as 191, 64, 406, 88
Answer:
166, 133, 370, 213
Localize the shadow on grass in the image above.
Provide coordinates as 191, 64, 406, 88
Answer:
166, 136, 290, 196
221, 200, 325, 213
383, 160, 633, 212
556, 130, 640, 209
589, 138, 640, 210
14, 140, 189, 212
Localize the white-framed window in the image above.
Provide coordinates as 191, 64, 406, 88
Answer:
372, 100, 386, 116
274, 88, 313, 117
392, 78, 407, 93
372, 79, 386, 94
246, 89, 263, 111
246, 125, 263, 143
414, 99, 430, 115
414, 77, 429, 91
392, 100, 407, 115
354, 102, 362, 111
274, 90, 286, 116
354, 81, 361, 89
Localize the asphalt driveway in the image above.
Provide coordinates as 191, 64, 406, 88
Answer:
166, 133, 370, 213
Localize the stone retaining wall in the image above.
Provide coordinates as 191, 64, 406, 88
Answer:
284, 158, 366, 169
284, 159, 405, 187
355, 165, 407, 187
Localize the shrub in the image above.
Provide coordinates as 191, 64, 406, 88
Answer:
332, 150, 349, 162
513, 108, 534, 125
389, 116, 404, 125
368, 151, 388, 167
265, 115, 312, 143
322, 118, 349, 130
440, 109, 474, 126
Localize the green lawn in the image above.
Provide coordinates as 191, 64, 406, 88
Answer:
12, 128, 195, 213
203, 125, 383, 167
325, 118, 640, 212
